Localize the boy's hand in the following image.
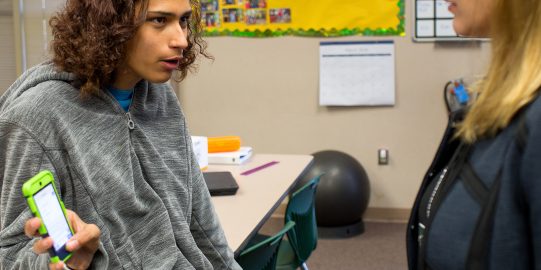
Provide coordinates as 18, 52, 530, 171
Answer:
24, 210, 101, 270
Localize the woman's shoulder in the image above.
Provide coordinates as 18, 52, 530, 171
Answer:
517, 93, 541, 138
526, 93, 541, 119
511, 93, 541, 156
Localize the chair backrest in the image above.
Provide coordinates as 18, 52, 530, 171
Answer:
237, 221, 296, 270
285, 174, 322, 264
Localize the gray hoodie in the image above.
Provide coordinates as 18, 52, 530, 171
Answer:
0, 62, 241, 269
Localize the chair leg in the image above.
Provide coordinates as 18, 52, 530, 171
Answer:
300, 262, 309, 270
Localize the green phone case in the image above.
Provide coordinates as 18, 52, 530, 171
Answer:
22, 170, 74, 263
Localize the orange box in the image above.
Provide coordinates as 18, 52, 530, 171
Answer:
208, 136, 241, 153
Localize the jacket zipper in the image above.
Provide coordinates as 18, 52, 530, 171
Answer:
125, 89, 136, 130
426, 167, 448, 218
418, 143, 470, 270
126, 112, 135, 130
105, 88, 136, 131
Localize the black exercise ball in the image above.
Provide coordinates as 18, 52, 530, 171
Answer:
295, 150, 370, 237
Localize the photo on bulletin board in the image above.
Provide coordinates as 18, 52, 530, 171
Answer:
223, 8, 244, 23
414, 0, 464, 41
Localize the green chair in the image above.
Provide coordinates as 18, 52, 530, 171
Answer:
237, 221, 296, 270
276, 175, 322, 270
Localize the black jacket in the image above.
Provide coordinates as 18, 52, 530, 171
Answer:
407, 94, 541, 269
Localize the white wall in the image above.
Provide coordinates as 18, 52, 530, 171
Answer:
178, 0, 491, 209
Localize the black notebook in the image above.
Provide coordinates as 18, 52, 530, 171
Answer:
202, 171, 239, 196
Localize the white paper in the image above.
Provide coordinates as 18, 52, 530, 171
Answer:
190, 136, 208, 169
416, 20, 435, 37
416, 1, 434, 19
435, 0, 454, 18
436, 19, 456, 37
319, 41, 395, 106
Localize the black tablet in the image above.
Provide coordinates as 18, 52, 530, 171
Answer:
202, 171, 239, 196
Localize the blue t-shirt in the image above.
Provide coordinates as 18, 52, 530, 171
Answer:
107, 86, 134, 112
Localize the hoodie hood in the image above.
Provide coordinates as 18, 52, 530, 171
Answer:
0, 62, 75, 114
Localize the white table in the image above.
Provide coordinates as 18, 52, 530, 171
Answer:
208, 154, 313, 256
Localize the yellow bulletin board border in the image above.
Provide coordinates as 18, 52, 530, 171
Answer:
202, 0, 405, 37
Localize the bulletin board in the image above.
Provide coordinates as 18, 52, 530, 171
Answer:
201, 0, 405, 37
414, 0, 460, 41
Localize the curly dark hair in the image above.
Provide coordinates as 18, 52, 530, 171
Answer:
49, 0, 212, 96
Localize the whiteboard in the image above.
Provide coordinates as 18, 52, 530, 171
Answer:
414, 0, 461, 41
319, 41, 395, 106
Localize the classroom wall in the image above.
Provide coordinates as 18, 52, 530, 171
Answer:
0, 0, 16, 91
177, 0, 491, 210
2, 0, 491, 211
3, 0, 65, 79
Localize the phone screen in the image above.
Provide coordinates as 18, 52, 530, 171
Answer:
33, 183, 73, 255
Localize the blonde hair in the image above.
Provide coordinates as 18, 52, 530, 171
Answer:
457, 0, 541, 142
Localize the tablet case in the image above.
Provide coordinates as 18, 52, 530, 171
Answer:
203, 171, 239, 196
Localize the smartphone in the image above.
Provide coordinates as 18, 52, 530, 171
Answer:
22, 170, 74, 263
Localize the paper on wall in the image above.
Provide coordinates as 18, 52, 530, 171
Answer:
319, 41, 395, 106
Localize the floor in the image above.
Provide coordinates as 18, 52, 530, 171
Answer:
259, 218, 408, 270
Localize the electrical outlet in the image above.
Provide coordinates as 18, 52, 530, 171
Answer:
378, 149, 389, 165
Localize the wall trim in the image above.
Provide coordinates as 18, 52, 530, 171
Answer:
363, 207, 410, 223
272, 205, 410, 224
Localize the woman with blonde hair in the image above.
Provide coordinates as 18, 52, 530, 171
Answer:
407, 0, 541, 269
